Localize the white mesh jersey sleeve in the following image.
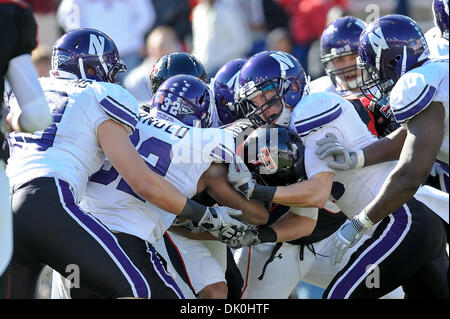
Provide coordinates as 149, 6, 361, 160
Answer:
390, 61, 449, 164
289, 91, 391, 218
390, 61, 448, 124
425, 27, 449, 61
90, 81, 140, 134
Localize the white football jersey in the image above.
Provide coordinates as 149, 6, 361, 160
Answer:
390, 60, 449, 165
425, 27, 449, 61
309, 75, 339, 95
289, 92, 396, 218
80, 116, 236, 244
6, 77, 139, 201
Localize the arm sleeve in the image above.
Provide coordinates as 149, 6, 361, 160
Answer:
91, 82, 140, 135
390, 70, 439, 124
6, 55, 52, 132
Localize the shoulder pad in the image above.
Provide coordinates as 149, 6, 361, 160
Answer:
309, 76, 338, 95
91, 82, 140, 131
390, 63, 446, 123
290, 92, 344, 137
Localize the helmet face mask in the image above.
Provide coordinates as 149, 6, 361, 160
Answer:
324, 54, 363, 93
238, 51, 307, 128
243, 80, 286, 126
320, 16, 367, 94
357, 56, 395, 102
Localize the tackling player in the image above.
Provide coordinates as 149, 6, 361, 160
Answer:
4, 29, 247, 299
315, 14, 449, 246
0, 0, 52, 297
311, 16, 399, 138
226, 49, 448, 298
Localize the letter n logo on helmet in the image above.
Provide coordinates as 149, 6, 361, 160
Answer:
368, 28, 389, 71
270, 52, 294, 76
88, 34, 105, 56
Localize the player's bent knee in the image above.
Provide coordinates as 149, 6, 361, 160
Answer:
198, 281, 228, 299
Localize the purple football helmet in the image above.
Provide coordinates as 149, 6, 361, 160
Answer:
433, 0, 449, 40
150, 74, 214, 127
320, 16, 367, 93
358, 14, 430, 101
50, 28, 126, 83
212, 58, 247, 126
238, 51, 307, 127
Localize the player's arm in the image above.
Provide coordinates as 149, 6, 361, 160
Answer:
270, 211, 317, 242
272, 172, 335, 208
222, 207, 318, 249
6, 55, 52, 133
203, 163, 269, 225
98, 119, 187, 214
5, 5, 52, 133
364, 102, 445, 224
360, 126, 407, 165
167, 226, 217, 240
98, 119, 249, 234
315, 128, 407, 170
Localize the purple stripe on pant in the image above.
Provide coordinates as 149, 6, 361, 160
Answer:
145, 242, 185, 299
327, 206, 410, 299
57, 178, 150, 298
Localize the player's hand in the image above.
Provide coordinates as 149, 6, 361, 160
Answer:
220, 227, 261, 249
227, 160, 256, 200
228, 160, 277, 201
198, 206, 250, 232
172, 217, 203, 233
330, 217, 369, 265
315, 133, 362, 171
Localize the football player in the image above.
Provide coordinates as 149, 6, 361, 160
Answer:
139, 51, 208, 114
0, 1, 52, 294
225, 125, 345, 298
227, 49, 448, 298
228, 126, 404, 299
211, 58, 247, 126
312, 16, 398, 138
315, 14, 449, 229
425, 0, 449, 61
4, 29, 247, 299
51, 74, 268, 299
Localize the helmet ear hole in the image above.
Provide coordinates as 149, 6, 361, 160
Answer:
284, 91, 301, 107
389, 56, 401, 69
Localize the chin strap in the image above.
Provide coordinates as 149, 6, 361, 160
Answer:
274, 105, 292, 127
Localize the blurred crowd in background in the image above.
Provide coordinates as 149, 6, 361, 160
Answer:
27, 0, 434, 105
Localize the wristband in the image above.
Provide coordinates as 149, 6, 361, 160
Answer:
355, 149, 365, 169
258, 226, 277, 243
251, 184, 277, 202
179, 199, 207, 224
352, 210, 374, 232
